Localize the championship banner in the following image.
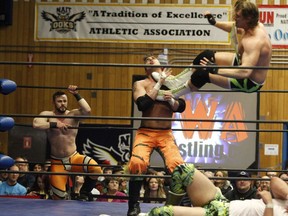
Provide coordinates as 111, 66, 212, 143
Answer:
76, 124, 132, 165
259, 5, 288, 48
35, 2, 231, 44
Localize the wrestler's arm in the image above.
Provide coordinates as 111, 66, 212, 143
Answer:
162, 91, 185, 112
214, 21, 235, 32
204, 11, 234, 32
133, 77, 166, 102
68, 85, 91, 116
270, 177, 288, 200
33, 111, 52, 129
216, 38, 260, 79
258, 190, 274, 216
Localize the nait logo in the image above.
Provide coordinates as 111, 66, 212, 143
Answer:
41, 7, 85, 34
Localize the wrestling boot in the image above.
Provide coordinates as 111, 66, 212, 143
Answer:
152, 68, 192, 89
156, 81, 191, 101
148, 205, 173, 216
127, 180, 143, 216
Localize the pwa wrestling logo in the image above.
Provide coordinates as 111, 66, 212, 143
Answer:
82, 134, 131, 165
41, 7, 85, 34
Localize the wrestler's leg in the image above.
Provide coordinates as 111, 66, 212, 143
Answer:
156, 131, 185, 205
156, 130, 184, 174
149, 205, 205, 216
70, 153, 102, 197
50, 159, 69, 199
128, 129, 155, 216
157, 50, 222, 100
204, 52, 236, 90
148, 164, 214, 216
152, 67, 193, 89
186, 168, 218, 207
214, 52, 235, 65
270, 177, 288, 200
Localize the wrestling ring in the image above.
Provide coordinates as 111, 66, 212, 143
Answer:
0, 50, 288, 216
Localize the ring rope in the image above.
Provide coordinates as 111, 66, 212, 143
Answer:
13, 123, 288, 133
0, 170, 284, 182
12, 162, 287, 173
0, 61, 286, 70
3, 114, 287, 124
17, 85, 131, 91
16, 85, 288, 93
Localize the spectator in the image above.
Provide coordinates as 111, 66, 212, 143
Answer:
97, 177, 127, 203
254, 175, 262, 190
143, 177, 166, 203
258, 175, 270, 191
203, 170, 215, 183
14, 156, 35, 193
0, 171, 8, 183
94, 166, 114, 194
279, 172, 288, 184
118, 177, 128, 195
73, 176, 85, 196
0, 165, 27, 196
28, 174, 51, 199
43, 160, 51, 172
33, 163, 43, 172
266, 169, 278, 178
113, 167, 124, 175
224, 171, 258, 201
214, 170, 233, 195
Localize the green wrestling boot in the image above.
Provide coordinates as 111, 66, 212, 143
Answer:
152, 68, 192, 90
156, 82, 191, 101
148, 205, 173, 216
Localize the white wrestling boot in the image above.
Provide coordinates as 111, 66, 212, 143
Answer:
156, 81, 192, 101
152, 67, 193, 89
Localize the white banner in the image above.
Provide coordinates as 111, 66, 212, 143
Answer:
259, 5, 288, 48
35, 3, 231, 44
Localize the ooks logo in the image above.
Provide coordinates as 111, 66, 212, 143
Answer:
82, 133, 131, 165
41, 7, 85, 34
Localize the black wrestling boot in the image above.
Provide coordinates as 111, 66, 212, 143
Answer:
127, 180, 143, 216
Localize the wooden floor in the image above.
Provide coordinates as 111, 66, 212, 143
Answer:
0, 197, 161, 216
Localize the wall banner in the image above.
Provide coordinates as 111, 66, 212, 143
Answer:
76, 124, 132, 165
35, 2, 231, 44
259, 5, 288, 48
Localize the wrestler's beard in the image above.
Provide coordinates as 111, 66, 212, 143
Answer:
56, 106, 67, 114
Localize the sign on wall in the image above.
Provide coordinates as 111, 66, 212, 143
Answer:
35, 2, 231, 44
259, 5, 288, 48
76, 124, 132, 165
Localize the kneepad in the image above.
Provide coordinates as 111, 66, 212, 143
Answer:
170, 163, 195, 194
193, 49, 216, 65
190, 69, 210, 88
